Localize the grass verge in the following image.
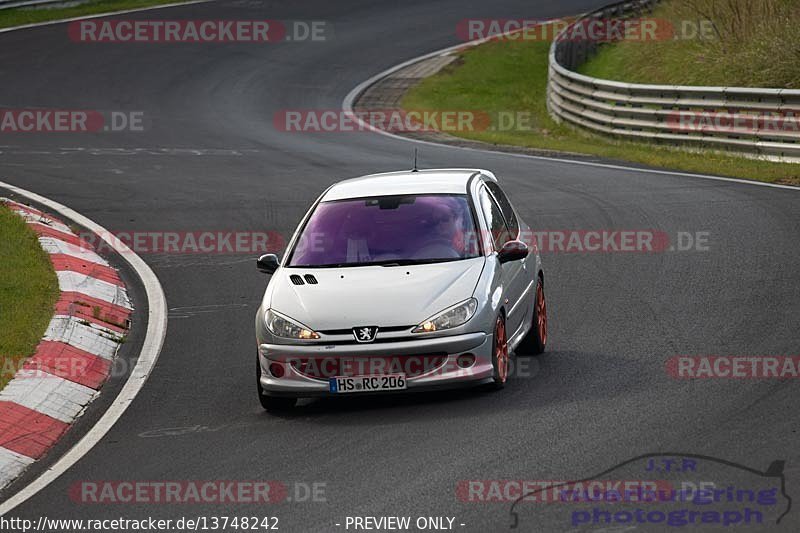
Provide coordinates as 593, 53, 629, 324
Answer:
578, 0, 800, 88
0, 204, 59, 391
0, 0, 195, 30
401, 28, 800, 185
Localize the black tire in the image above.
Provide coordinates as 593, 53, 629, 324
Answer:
256, 355, 297, 411
517, 277, 547, 356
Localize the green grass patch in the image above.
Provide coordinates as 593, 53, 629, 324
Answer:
401, 27, 800, 184
579, 0, 800, 88
0, 0, 194, 30
0, 204, 59, 391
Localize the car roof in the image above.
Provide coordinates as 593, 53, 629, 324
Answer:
321, 168, 497, 202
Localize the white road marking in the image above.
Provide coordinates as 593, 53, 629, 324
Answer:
0, 180, 167, 515
0, 449, 34, 491
0, 375, 96, 424
8, 209, 72, 234
168, 303, 248, 318
37, 237, 109, 265
44, 316, 122, 359
0, 0, 214, 35
55, 271, 132, 309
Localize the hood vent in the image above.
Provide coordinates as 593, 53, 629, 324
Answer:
290, 274, 318, 285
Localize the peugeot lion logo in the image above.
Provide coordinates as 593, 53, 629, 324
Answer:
353, 326, 378, 343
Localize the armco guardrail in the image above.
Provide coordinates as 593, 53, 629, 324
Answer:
547, 0, 800, 162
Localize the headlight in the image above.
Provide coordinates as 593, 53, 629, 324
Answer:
412, 298, 478, 333
265, 309, 320, 339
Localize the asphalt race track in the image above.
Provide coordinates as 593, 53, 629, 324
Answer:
1, 0, 799, 531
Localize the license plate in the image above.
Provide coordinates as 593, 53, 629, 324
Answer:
329, 374, 407, 394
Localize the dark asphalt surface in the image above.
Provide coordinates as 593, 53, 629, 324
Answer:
1, 0, 799, 531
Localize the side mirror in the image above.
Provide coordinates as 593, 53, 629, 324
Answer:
256, 254, 280, 274
497, 240, 529, 264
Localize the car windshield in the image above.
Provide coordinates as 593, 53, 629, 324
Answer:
288, 194, 482, 267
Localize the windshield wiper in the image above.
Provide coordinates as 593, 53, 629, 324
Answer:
378, 258, 462, 267
293, 258, 466, 268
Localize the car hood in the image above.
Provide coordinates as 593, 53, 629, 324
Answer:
267, 257, 485, 330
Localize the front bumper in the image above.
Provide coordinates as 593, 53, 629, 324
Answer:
258, 331, 493, 397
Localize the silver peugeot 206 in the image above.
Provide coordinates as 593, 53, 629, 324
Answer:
254, 168, 547, 410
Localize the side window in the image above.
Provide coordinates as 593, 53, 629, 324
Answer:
478, 185, 512, 251
485, 181, 519, 237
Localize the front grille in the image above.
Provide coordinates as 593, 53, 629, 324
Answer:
319, 325, 413, 336
290, 354, 447, 379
